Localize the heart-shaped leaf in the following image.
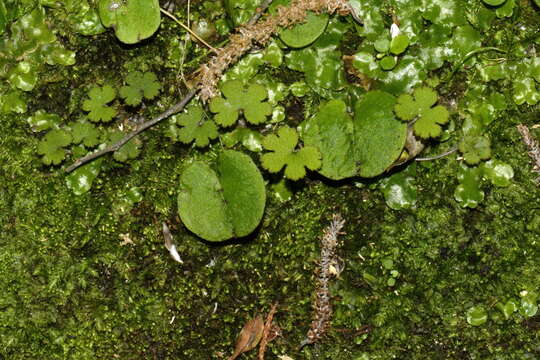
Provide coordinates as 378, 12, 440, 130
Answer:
178, 150, 266, 242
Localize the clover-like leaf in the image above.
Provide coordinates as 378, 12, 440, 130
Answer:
395, 86, 449, 138
108, 131, 141, 162
260, 126, 321, 181
37, 128, 73, 165
119, 71, 161, 106
71, 120, 101, 147
168, 105, 218, 147
82, 85, 117, 122
459, 135, 491, 165
209, 80, 272, 126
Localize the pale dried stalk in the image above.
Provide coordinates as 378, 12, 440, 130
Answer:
301, 213, 345, 347
517, 124, 540, 185
197, 0, 351, 101
258, 303, 278, 360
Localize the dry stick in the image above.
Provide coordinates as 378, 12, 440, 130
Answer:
258, 302, 278, 360
300, 214, 345, 348
160, 8, 217, 53
415, 146, 458, 162
517, 124, 540, 185
65, 90, 196, 173
249, 0, 275, 26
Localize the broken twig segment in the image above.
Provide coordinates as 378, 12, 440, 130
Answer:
517, 124, 540, 185
258, 303, 279, 360
301, 213, 345, 348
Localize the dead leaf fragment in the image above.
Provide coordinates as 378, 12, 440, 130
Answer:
228, 316, 264, 360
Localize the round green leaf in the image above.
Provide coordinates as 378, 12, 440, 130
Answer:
178, 150, 266, 242
466, 306, 488, 326
279, 12, 329, 48
98, 0, 160, 44
379, 165, 417, 210
301, 99, 357, 180
354, 91, 407, 178
482, 0, 506, 6
481, 160, 513, 187
380, 56, 397, 70
390, 34, 410, 55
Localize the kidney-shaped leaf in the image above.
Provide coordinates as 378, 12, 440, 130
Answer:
354, 91, 407, 178
302, 99, 357, 180
178, 150, 266, 242
280, 12, 329, 48
98, 0, 160, 44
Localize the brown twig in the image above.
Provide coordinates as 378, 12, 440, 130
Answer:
258, 303, 278, 360
517, 124, 540, 185
65, 90, 197, 173
300, 213, 345, 348
248, 0, 274, 26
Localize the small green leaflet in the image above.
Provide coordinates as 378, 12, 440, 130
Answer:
168, 105, 218, 147
394, 86, 449, 138
82, 85, 117, 122
37, 129, 72, 165
209, 80, 272, 127
260, 126, 321, 180
459, 135, 491, 165
119, 71, 161, 106
71, 121, 101, 147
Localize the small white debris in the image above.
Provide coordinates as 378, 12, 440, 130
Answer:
163, 222, 183, 263
390, 23, 400, 39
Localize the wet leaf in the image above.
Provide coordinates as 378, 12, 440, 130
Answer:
481, 160, 513, 187
27, 110, 61, 132
379, 164, 417, 210
65, 158, 103, 195
496, 300, 517, 320
98, 0, 160, 44
390, 34, 409, 55
466, 306, 488, 326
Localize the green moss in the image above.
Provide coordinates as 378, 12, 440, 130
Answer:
1, 1, 539, 359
